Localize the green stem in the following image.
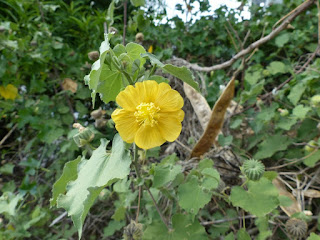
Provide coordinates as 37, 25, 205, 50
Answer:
148, 64, 157, 78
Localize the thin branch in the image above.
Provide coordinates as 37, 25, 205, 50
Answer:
0, 124, 17, 146
122, 0, 128, 45
184, 0, 315, 72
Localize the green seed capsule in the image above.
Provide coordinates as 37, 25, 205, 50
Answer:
242, 159, 265, 181
285, 218, 308, 238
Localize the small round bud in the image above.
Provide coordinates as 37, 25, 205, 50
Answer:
109, 27, 118, 35
311, 95, 320, 108
262, 70, 270, 77
123, 220, 143, 240
95, 118, 107, 128
285, 218, 308, 238
135, 32, 144, 43
278, 108, 289, 117
242, 159, 265, 181
304, 140, 318, 153
88, 51, 99, 61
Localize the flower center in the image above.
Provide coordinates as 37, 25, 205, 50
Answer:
134, 102, 160, 127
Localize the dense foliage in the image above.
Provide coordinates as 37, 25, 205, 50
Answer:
0, 0, 320, 239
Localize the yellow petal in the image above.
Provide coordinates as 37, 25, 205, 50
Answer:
135, 80, 159, 103
0, 84, 18, 100
116, 85, 141, 111
111, 109, 139, 143
158, 110, 184, 142
155, 88, 184, 112
134, 125, 165, 149
148, 45, 153, 53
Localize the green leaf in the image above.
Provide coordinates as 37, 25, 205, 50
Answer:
50, 156, 82, 207
276, 118, 297, 131
292, 104, 311, 119
143, 214, 207, 240
256, 217, 272, 240
0, 163, 14, 175
287, 82, 306, 105
106, 0, 115, 27
307, 233, 320, 240
152, 164, 182, 188
275, 33, 290, 48
267, 61, 288, 75
96, 64, 123, 104
56, 135, 131, 239
230, 178, 279, 217
142, 52, 200, 91
218, 135, 233, 146
304, 150, 320, 167
85, 33, 113, 106
126, 42, 146, 68
130, 0, 145, 7
0, 192, 23, 216
103, 220, 125, 237
201, 168, 220, 190
178, 175, 212, 215
237, 228, 251, 240
254, 134, 291, 159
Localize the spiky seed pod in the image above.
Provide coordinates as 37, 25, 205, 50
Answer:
135, 32, 144, 43
285, 218, 308, 238
123, 220, 143, 240
88, 51, 99, 61
242, 159, 265, 181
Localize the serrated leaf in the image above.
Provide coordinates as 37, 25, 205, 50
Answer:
201, 168, 220, 190
0, 192, 23, 216
152, 164, 182, 188
276, 118, 297, 131
230, 178, 279, 217
96, 64, 123, 104
56, 135, 131, 239
178, 176, 212, 215
143, 214, 207, 240
287, 82, 306, 105
50, 156, 82, 207
126, 42, 146, 68
254, 134, 291, 159
267, 61, 288, 75
142, 52, 199, 91
275, 33, 290, 48
293, 104, 311, 119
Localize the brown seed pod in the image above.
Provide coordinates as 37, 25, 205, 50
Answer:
88, 51, 99, 61
285, 218, 308, 238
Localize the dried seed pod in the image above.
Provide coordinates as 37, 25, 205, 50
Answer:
91, 108, 103, 120
135, 32, 144, 43
73, 127, 94, 147
123, 220, 143, 240
242, 159, 265, 181
285, 218, 308, 238
88, 51, 99, 61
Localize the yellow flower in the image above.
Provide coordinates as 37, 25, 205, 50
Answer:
148, 45, 153, 53
0, 84, 18, 100
111, 80, 184, 149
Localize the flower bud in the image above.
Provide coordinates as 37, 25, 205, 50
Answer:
311, 95, 320, 108
90, 108, 104, 120
304, 140, 318, 153
278, 108, 289, 117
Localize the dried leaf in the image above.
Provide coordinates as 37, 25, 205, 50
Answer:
190, 78, 235, 158
62, 78, 77, 93
183, 82, 211, 130
273, 178, 301, 216
301, 189, 320, 198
